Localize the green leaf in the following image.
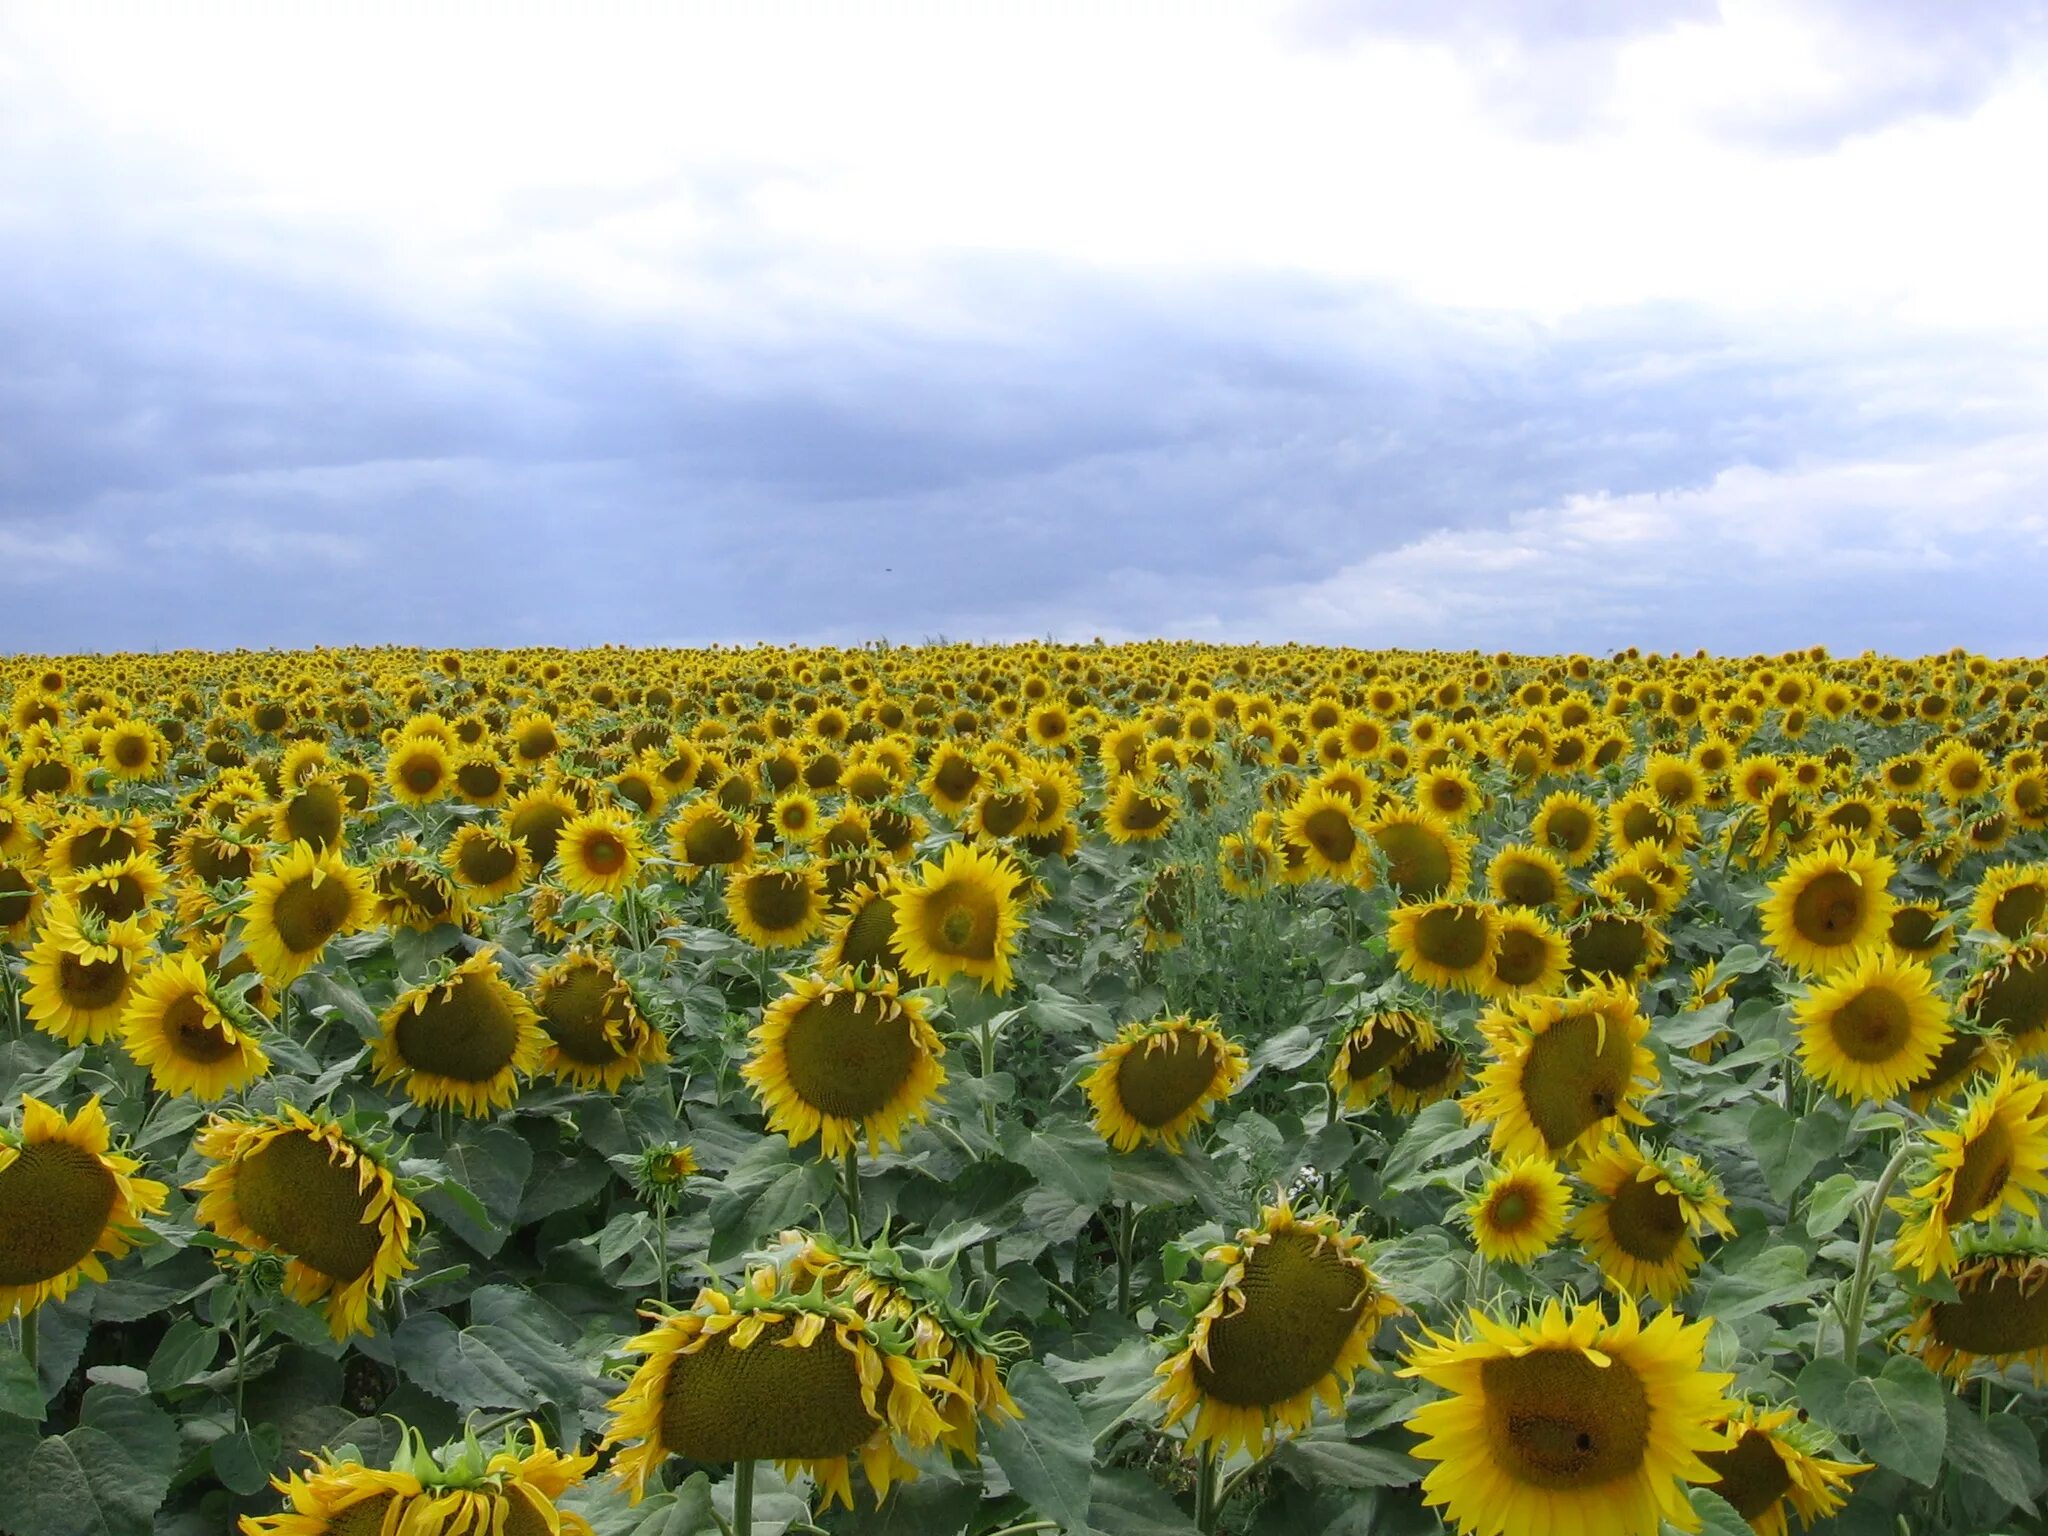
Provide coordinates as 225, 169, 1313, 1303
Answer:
1748, 1100, 1844, 1205
1247, 1024, 1322, 1075
984, 1360, 1096, 1536
209, 1426, 283, 1496
10, 1388, 179, 1536
1274, 1432, 1424, 1489
0, 1350, 46, 1420
1695, 1245, 1823, 1322
1688, 1486, 1757, 1536
1796, 1354, 1947, 1486
1004, 1116, 1112, 1208
1381, 1099, 1486, 1188
1089, 1466, 1190, 1534
1943, 1394, 2039, 1513
419, 1124, 533, 1257
145, 1319, 219, 1393
1803, 1172, 1865, 1236
389, 1312, 553, 1414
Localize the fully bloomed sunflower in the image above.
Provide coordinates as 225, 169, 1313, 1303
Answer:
239, 840, 375, 987
1402, 1294, 1736, 1536
1365, 806, 1472, 899
1890, 1064, 2048, 1278
1466, 982, 1660, 1164
532, 949, 670, 1091
1696, 1402, 1868, 1536
744, 971, 946, 1158
21, 896, 151, 1045
551, 807, 647, 898
601, 1261, 955, 1510
1389, 899, 1500, 994
1571, 1136, 1734, 1303
240, 1428, 595, 1536
817, 878, 902, 978
890, 842, 1026, 993
726, 863, 830, 950
0, 1095, 168, 1316
1154, 1199, 1401, 1456
371, 950, 549, 1117
1083, 1016, 1247, 1152
190, 1105, 421, 1339
1792, 947, 1952, 1103
120, 950, 271, 1100
1761, 841, 1896, 976
1464, 1155, 1572, 1266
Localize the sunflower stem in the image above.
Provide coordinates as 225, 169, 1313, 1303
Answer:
1115, 1202, 1138, 1314
1195, 1444, 1220, 1533
842, 1144, 862, 1242
653, 1199, 671, 1307
731, 1458, 755, 1535
1841, 1140, 1916, 1366
18, 1308, 36, 1377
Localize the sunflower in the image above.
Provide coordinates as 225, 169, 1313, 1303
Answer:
1153, 1200, 1401, 1456
1890, 1065, 2048, 1278
371, 950, 548, 1117
783, 1230, 1021, 1463
745, 971, 946, 1157
1487, 908, 1571, 998
0, 858, 42, 943
891, 841, 1026, 994
726, 863, 830, 949
532, 949, 670, 1091
1104, 779, 1179, 844
817, 879, 903, 978
239, 840, 375, 987
1887, 900, 1955, 961
1697, 1403, 1868, 1536
1761, 841, 1897, 976
1531, 790, 1604, 867
503, 784, 579, 869
1084, 1016, 1247, 1152
445, 823, 532, 903
241, 1431, 597, 1536
190, 1105, 420, 1339
1567, 908, 1671, 985
371, 850, 468, 933
1366, 806, 1472, 898
1387, 1037, 1469, 1113
1487, 843, 1570, 911
1217, 830, 1281, 897
921, 742, 983, 813
1389, 899, 1500, 993
44, 808, 155, 875
21, 898, 150, 1044
1417, 762, 1486, 824
552, 807, 646, 898
1572, 1136, 1733, 1303
1279, 785, 1367, 882
0, 1095, 168, 1317
1465, 1156, 1572, 1266
56, 850, 168, 935
120, 951, 270, 1100
1901, 1228, 2048, 1381
1970, 861, 2048, 943
601, 1261, 954, 1510
1402, 1293, 1735, 1536
1961, 935, 2048, 1059
384, 735, 454, 806
1329, 1010, 1438, 1110
1791, 946, 1952, 1104
1591, 850, 1685, 921
668, 799, 759, 881
1467, 982, 1660, 1164
269, 773, 349, 853
236, 1454, 421, 1536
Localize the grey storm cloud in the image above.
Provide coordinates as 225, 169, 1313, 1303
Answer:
4, 194, 2045, 656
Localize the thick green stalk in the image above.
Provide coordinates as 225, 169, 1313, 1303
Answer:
1840, 1140, 1917, 1365
731, 1459, 755, 1534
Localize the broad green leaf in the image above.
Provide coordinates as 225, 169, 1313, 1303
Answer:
1796, 1354, 1947, 1486
1748, 1100, 1844, 1205
1004, 1116, 1112, 1208
1688, 1486, 1757, 1536
1802, 1172, 1865, 1236
10, 1388, 179, 1536
209, 1426, 282, 1496
1943, 1394, 2039, 1513
420, 1124, 533, 1257
0, 1350, 45, 1420
145, 1320, 219, 1394
1274, 1432, 1424, 1489
984, 1361, 1096, 1536
1695, 1245, 1823, 1322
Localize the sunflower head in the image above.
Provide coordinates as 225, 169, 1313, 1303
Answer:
1389, 900, 1501, 994
1890, 1064, 2048, 1279
371, 849, 468, 934
1571, 1135, 1733, 1303
1366, 807, 1473, 899
1154, 1199, 1402, 1456
120, 950, 271, 1100
0, 1095, 169, 1316
1084, 1016, 1248, 1152
1402, 1293, 1736, 1536
1794, 946, 1953, 1105
668, 799, 759, 880
1328, 1009, 1438, 1110
601, 1259, 954, 1509
726, 862, 830, 950
239, 840, 375, 987
1697, 1402, 1868, 1536
1761, 840, 1897, 976
371, 950, 548, 1116
445, 824, 532, 904
818, 878, 903, 979
1902, 1225, 2048, 1382
1468, 982, 1660, 1164
1962, 935, 2048, 1060
743, 970, 947, 1159
1531, 790, 1603, 867
190, 1104, 421, 1339
533, 948, 670, 1091
1464, 1155, 1572, 1267
891, 842, 1026, 993
553, 808, 647, 898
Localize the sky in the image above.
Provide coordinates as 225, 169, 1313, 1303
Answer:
3, 0, 2047, 656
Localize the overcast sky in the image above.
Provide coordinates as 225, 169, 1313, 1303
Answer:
3, 0, 2046, 656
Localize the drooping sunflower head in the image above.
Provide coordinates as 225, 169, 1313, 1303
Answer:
371, 849, 468, 934
1468, 982, 1660, 1164
668, 798, 759, 881
552, 807, 646, 898
744, 971, 947, 1159
726, 862, 830, 950
1464, 1155, 1572, 1267
0, 1094, 168, 1317
445, 824, 532, 905
1761, 840, 1897, 976
601, 1260, 954, 1510
1793, 946, 1953, 1105
1104, 778, 1179, 844
1890, 1063, 2048, 1279
1365, 806, 1473, 899
269, 773, 350, 853
1888, 900, 1955, 961
190, 1104, 421, 1340
1389, 899, 1500, 994
890, 841, 1026, 994
1155, 1199, 1402, 1457
1487, 843, 1571, 911
239, 840, 375, 987
371, 950, 548, 1116
1961, 935, 2048, 1060
235, 1451, 422, 1536
0, 857, 42, 944
119, 950, 270, 1100
1402, 1293, 1736, 1536
1084, 1016, 1248, 1152
44, 807, 156, 876
1571, 1135, 1733, 1304
1328, 1009, 1438, 1110
1565, 906, 1670, 986
818, 878, 903, 979
1217, 829, 1282, 897
502, 784, 579, 870
1901, 1225, 2048, 1382
1485, 908, 1571, 999
532, 948, 669, 1091
1970, 861, 2048, 943
1279, 785, 1367, 882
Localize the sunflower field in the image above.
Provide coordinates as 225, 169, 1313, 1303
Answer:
3, 644, 2047, 1536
